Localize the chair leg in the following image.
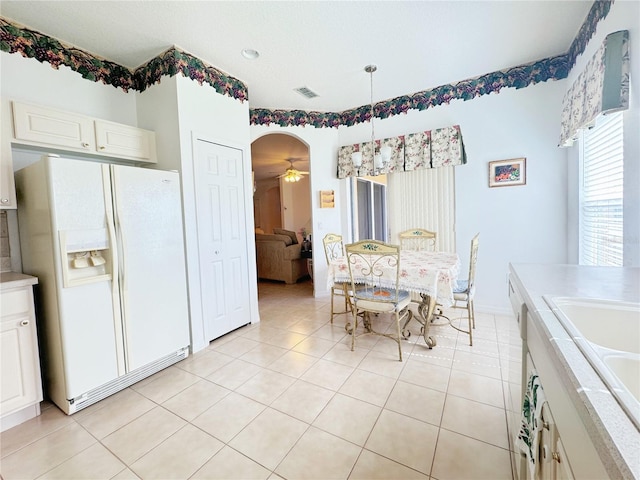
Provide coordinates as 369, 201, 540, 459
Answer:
395, 311, 403, 362
330, 288, 335, 324
467, 303, 473, 347
343, 283, 353, 315
350, 309, 360, 352
470, 299, 476, 329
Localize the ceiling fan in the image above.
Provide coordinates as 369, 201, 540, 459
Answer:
276, 158, 309, 182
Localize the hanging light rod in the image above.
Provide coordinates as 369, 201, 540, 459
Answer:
351, 63, 391, 175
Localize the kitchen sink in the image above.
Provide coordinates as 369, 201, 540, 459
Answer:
603, 356, 640, 402
544, 296, 640, 429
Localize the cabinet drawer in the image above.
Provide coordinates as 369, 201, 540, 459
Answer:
1, 289, 31, 317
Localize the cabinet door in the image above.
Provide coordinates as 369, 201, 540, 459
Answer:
12, 102, 95, 152
552, 434, 575, 480
94, 120, 157, 163
538, 402, 553, 480
0, 289, 42, 415
0, 157, 16, 208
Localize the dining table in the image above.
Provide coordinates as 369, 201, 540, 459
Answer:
327, 250, 460, 348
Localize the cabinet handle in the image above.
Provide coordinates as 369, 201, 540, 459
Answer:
99, 146, 106, 150
1, 198, 8, 203
20, 320, 30, 326
82, 142, 90, 148
552, 452, 561, 463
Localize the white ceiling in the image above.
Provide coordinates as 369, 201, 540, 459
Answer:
0, 1, 591, 180
1, 1, 590, 113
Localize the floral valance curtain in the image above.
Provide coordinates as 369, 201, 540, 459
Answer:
559, 30, 629, 147
337, 125, 466, 179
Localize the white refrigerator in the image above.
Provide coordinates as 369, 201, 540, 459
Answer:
16, 155, 190, 414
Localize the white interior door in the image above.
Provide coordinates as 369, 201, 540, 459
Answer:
195, 139, 251, 341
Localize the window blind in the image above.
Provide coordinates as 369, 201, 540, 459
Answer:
580, 111, 623, 266
388, 166, 455, 252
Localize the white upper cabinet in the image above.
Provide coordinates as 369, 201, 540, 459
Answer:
11, 101, 157, 164
13, 102, 96, 152
94, 119, 156, 161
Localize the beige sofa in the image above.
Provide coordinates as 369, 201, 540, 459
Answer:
255, 233, 308, 284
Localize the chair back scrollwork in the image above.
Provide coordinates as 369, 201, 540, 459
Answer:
399, 228, 437, 251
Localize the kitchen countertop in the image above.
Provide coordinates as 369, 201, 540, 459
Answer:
0, 272, 38, 289
509, 263, 640, 480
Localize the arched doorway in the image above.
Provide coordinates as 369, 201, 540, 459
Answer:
251, 133, 313, 294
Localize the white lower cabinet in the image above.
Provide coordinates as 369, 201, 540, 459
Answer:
538, 402, 574, 480
0, 274, 42, 431
553, 434, 573, 480
525, 306, 607, 479
509, 271, 602, 480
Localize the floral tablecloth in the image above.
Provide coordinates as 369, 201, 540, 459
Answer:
327, 251, 460, 307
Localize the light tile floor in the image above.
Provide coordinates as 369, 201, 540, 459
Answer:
1, 279, 518, 479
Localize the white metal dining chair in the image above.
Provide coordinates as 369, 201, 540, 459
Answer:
399, 228, 437, 251
345, 240, 411, 361
398, 228, 448, 337
451, 233, 480, 346
322, 233, 353, 324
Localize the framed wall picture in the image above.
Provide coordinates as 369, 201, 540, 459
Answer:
488, 158, 526, 187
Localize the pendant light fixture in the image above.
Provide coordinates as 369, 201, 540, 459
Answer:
351, 64, 392, 176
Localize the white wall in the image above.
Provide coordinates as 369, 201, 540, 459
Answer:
322, 80, 566, 313
565, 0, 640, 267
254, 1, 638, 313
138, 75, 257, 352
1, 51, 137, 271
1, 51, 136, 173
253, 79, 568, 312
281, 175, 311, 240
5, 0, 636, 324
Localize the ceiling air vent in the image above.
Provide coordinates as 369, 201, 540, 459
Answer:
294, 86, 319, 99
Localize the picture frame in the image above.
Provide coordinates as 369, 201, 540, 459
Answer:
488, 158, 526, 188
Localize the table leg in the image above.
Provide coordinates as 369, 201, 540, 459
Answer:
420, 294, 437, 348
401, 293, 437, 348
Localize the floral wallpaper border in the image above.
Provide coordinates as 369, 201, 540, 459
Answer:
133, 47, 248, 101
0, 18, 248, 101
566, 0, 614, 70
339, 55, 569, 127
0, 0, 612, 122
0, 17, 136, 91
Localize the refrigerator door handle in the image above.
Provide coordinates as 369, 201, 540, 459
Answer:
102, 165, 127, 375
